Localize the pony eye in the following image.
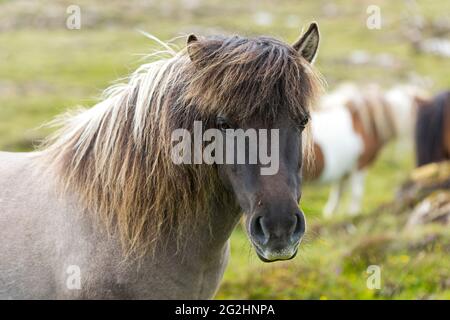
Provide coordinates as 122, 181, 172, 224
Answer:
216, 117, 232, 131
299, 117, 309, 128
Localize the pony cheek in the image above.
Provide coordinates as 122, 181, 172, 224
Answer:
216, 165, 233, 190
232, 190, 253, 215
217, 166, 252, 212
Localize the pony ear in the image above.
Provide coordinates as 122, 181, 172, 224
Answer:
293, 22, 320, 64
187, 34, 199, 62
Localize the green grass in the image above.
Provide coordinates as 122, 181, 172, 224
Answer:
1, 0, 449, 299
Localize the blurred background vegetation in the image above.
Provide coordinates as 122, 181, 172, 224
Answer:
0, 0, 449, 299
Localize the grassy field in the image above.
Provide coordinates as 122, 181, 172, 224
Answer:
0, 0, 449, 299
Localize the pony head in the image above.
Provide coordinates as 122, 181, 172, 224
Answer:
41, 23, 322, 261
184, 23, 322, 261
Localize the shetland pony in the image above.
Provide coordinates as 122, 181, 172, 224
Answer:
305, 83, 428, 217
415, 91, 450, 167
0, 24, 322, 299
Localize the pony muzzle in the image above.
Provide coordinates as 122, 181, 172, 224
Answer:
249, 210, 305, 262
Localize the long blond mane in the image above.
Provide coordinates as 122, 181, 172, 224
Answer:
38, 35, 322, 257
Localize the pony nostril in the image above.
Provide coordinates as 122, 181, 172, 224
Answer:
252, 216, 269, 246
291, 212, 305, 243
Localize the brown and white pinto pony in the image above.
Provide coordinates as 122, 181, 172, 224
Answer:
415, 91, 450, 167
305, 83, 429, 217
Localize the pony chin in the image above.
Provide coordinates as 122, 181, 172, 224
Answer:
253, 244, 299, 263
246, 219, 301, 263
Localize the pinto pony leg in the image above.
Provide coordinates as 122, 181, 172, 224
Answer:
323, 178, 347, 218
348, 169, 367, 216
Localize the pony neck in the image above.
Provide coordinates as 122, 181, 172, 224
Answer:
161, 191, 242, 260
376, 96, 397, 143
384, 87, 427, 140
347, 92, 397, 146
